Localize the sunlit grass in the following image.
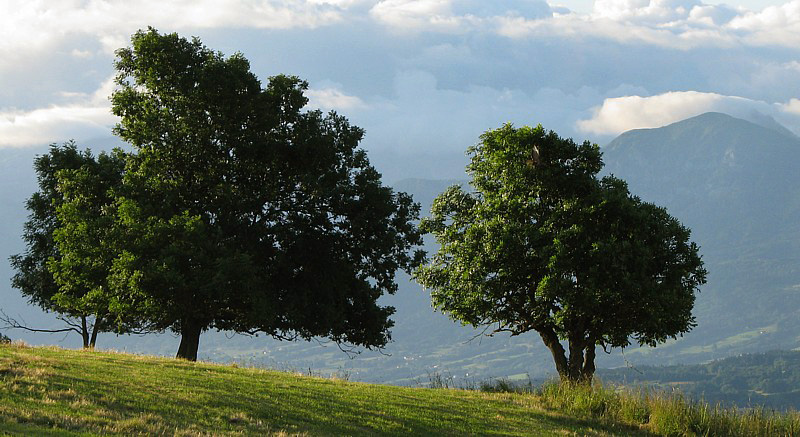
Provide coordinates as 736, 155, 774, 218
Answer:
526, 379, 800, 436
0, 343, 645, 436
5, 341, 793, 436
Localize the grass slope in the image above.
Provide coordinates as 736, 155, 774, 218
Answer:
0, 343, 643, 436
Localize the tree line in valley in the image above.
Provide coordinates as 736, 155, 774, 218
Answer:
598, 350, 800, 410
4, 28, 706, 383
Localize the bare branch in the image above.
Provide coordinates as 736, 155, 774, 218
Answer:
334, 340, 365, 359
56, 315, 84, 330
465, 324, 495, 344
0, 309, 82, 335
620, 349, 644, 375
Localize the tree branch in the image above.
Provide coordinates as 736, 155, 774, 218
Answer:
0, 309, 82, 335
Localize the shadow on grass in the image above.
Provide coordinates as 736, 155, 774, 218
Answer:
0, 418, 83, 437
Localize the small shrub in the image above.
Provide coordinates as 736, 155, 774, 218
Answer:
332, 368, 351, 382
479, 376, 535, 394
480, 378, 517, 393
426, 370, 455, 389
0, 332, 11, 344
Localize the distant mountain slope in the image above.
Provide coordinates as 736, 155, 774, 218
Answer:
602, 112, 800, 363
604, 112, 800, 243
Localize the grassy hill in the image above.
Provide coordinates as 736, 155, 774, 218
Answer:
0, 343, 645, 436
3, 343, 800, 436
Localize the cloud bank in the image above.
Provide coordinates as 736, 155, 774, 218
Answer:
0, 0, 345, 65
0, 78, 117, 148
1, 0, 798, 181
578, 91, 800, 138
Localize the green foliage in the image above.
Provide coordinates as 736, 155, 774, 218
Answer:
0, 344, 646, 436
103, 28, 424, 360
10, 142, 91, 315
0, 332, 9, 344
415, 123, 707, 382
48, 148, 133, 332
9, 142, 132, 347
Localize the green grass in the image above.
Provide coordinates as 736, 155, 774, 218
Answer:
4, 342, 797, 436
529, 380, 800, 437
0, 343, 645, 436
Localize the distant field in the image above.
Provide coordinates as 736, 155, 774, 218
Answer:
0, 343, 645, 436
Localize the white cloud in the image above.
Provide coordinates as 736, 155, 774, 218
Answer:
494, 1, 753, 48
369, 0, 552, 32
70, 48, 95, 59
728, 0, 800, 45
451, 0, 552, 18
0, 77, 117, 148
0, 0, 346, 70
688, 4, 740, 26
307, 0, 372, 6
593, 0, 703, 22
369, 0, 469, 32
577, 91, 800, 137
2, 0, 800, 164
306, 86, 368, 111
781, 98, 800, 115
469, 0, 797, 49
3, 0, 799, 77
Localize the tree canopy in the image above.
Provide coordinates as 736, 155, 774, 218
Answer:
414, 123, 706, 383
98, 28, 424, 360
9, 142, 132, 348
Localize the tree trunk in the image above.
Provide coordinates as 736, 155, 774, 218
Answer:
538, 328, 597, 384
80, 316, 90, 349
582, 343, 597, 384
176, 319, 203, 361
567, 335, 586, 382
89, 317, 101, 349
538, 328, 570, 381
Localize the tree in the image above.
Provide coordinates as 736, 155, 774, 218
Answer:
104, 28, 424, 360
414, 123, 706, 383
8, 142, 132, 348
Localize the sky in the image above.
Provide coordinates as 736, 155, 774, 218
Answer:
1, 0, 799, 180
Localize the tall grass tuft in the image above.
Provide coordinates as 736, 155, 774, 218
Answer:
527, 379, 800, 436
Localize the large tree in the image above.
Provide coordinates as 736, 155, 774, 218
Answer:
8, 142, 132, 348
106, 28, 424, 360
414, 123, 707, 383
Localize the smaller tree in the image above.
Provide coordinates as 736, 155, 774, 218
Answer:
8, 142, 136, 348
415, 123, 707, 383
